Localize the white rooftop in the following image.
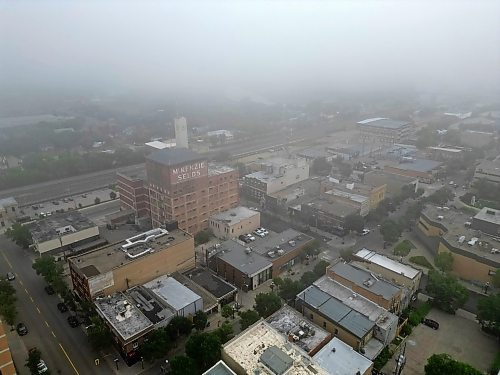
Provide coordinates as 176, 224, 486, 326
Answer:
145, 140, 175, 149
428, 146, 463, 153
143, 276, 202, 313
355, 248, 421, 279
223, 321, 328, 375
211, 206, 259, 226
313, 338, 373, 375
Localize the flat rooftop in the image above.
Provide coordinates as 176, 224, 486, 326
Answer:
304, 199, 358, 218
313, 337, 373, 375
126, 286, 174, 325
187, 268, 236, 299
328, 262, 401, 300
385, 158, 442, 173
95, 293, 153, 341
29, 211, 96, 243
266, 305, 330, 354
297, 285, 375, 339
250, 229, 313, 257
211, 206, 259, 226
357, 118, 410, 129
422, 205, 500, 266
324, 189, 368, 204
143, 275, 201, 313
216, 239, 272, 277
223, 321, 328, 375
117, 169, 146, 181
428, 146, 463, 153
172, 271, 218, 312
70, 228, 192, 277
475, 207, 500, 226
355, 249, 421, 279
314, 276, 398, 331
208, 164, 236, 176
0, 196, 17, 207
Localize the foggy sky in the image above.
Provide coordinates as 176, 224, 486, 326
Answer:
1, 1, 499, 99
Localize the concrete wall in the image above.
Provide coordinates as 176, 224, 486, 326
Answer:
210, 212, 260, 240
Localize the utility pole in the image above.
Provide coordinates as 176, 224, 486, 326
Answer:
393, 342, 407, 375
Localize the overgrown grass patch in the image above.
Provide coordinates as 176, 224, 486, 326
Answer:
408, 302, 431, 326
393, 240, 415, 257
410, 255, 434, 269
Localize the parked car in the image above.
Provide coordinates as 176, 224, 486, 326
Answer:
257, 227, 269, 235
57, 303, 68, 313
37, 359, 48, 374
52, 201, 59, 205
360, 229, 370, 236
67, 316, 80, 328
422, 318, 439, 330
246, 234, 256, 241
7, 272, 15, 281
238, 235, 251, 244
17, 322, 28, 336
253, 230, 265, 238
44, 285, 55, 295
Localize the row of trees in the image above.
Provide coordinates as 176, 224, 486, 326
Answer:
5, 223, 32, 249
0, 278, 17, 325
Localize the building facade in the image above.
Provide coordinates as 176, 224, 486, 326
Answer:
357, 118, 413, 143
209, 206, 260, 239
146, 148, 239, 234
117, 171, 150, 218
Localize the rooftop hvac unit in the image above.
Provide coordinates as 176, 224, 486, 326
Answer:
458, 236, 466, 244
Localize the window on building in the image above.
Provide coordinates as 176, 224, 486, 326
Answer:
322, 321, 326, 329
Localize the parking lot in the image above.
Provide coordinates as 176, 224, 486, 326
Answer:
383, 308, 497, 374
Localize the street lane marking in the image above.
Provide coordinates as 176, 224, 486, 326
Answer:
24, 288, 29, 295
1, 253, 13, 269
29, 296, 34, 302
36, 307, 41, 314
51, 331, 56, 338
59, 343, 80, 375
19, 279, 23, 286
45, 321, 50, 328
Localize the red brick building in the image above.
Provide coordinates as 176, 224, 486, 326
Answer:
146, 148, 239, 234
117, 171, 150, 218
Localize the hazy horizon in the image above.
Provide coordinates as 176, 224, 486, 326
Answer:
1, 1, 499, 100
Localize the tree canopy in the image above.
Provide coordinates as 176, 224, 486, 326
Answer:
87, 316, 113, 352
344, 214, 365, 233
254, 292, 282, 318
193, 310, 208, 331
424, 353, 482, 375
5, 223, 32, 248
477, 293, 500, 335
169, 356, 197, 375
0, 279, 17, 325
25, 348, 44, 375
185, 332, 221, 372
380, 219, 402, 243
239, 310, 260, 330
435, 252, 454, 272
221, 304, 234, 319
313, 260, 330, 277
427, 270, 468, 313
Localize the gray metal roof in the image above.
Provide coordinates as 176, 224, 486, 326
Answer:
202, 360, 236, 375
146, 148, 204, 166
217, 239, 272, 276
259, 346, 293, 375
318, 298, 351, 323
474, 207, 500, 226
329, 263, 400, 300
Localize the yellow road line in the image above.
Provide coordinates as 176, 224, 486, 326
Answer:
45, 321, 50, 328
59, 343, 80, 375
36, 307, 41, 314
51, 331, 56, 338
1, 253, 13, 269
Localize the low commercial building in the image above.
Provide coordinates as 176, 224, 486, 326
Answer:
0, 321, 16, 375
117, 170, 150, 218
296, 285, 383, 359
222, 321, 329, 375
209, 206, 260, 240
313, 337, 373, 375
417, 205, 500, 283
384, 158, 442, 183
321, 188, 370, 217
326, 262, 403, 314
353, 249, 422, 296
363, 170, 418, 198
474, 157, 500, 185
314, 276, 398, 345
0, 197, 18, 228
184, 268, 238, 309
210, 229, 314, 290
266, 305, 332, 356
242, 157, 309, 203
69, 228, 194, 300
29, 211, 100, 258
321, 179, 387, 212
357, 118, 413, 143
296, 147, 334, 165
296, 199, 358, 234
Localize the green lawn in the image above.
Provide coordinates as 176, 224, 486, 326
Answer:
410, 255, 434, 269
393, 240, 415, 257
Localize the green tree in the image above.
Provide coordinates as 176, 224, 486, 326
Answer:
311, 157, 331, 176
426, 187, 454, 206
109, 191, 117, 200
300, 271, 318, 287
344, 214, 365, 233
435, 252, 454, 272
165, 316, 192, 339
313, 260, 330, 277
140, 328, 171, 361
239, 310, 260, 330
185, 332, 221, 372
424, 353, 482, 375
194, 229, 213, 245
25, 348, 44, 375
94, 197, 101, 205
427, 270, 469, 313
213, 322, 234, 344
254, 292, 282, 318
221, 304, 234, 319
276, 278, 303, 301
303, 239, 321, 256
87, 316, 113, 351
6, 223, 32, 248
477, 293, 500, 335
32, 256, 64, 284
193, 310, 208, 331
380, 219, 402, 243
169, 356, 197, 375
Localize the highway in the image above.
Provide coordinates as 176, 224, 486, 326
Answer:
0, 123, 332, 207
0, 236, 116, 375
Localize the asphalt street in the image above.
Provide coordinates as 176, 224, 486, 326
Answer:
0, 235, 115, 375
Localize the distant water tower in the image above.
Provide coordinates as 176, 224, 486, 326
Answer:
174, 117, 188, 148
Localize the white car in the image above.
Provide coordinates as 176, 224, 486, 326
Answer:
253, 230, 265, 238
258, 227, 269, 235
246, 234, 256, 241
37, 359, 48, 374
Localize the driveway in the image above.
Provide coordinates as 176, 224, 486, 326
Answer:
383, 308, 497, 374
